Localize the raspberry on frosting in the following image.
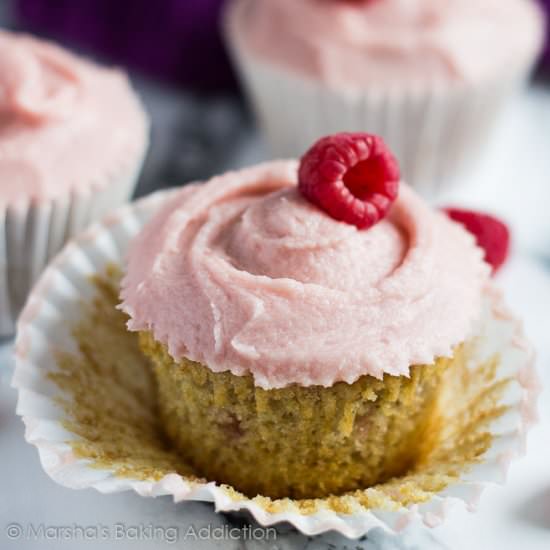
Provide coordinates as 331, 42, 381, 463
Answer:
443, 208, 510, 274
298, 132, 400, 229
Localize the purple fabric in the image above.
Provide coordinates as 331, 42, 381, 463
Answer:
15, 0, 235, 91
541, 0, 550, 66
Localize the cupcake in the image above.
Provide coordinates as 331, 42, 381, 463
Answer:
224, 0, 545, 194
120, 133, 492, 499
0, 30, 149, 336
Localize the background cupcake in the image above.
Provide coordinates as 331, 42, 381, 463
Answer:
225, 0, 546, 195
0, 29, 149, 337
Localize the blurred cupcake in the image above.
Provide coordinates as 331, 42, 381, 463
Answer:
0, 30, 149, 337
120, 133, 491, 499
224, 0, 545, 194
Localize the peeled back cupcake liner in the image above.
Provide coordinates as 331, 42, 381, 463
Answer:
12, 190, 538, 538
225, 17, 535, 196
0, 153, 146, 338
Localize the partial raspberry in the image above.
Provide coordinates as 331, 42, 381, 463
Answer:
298, 133, 400, 229
443, 208, 510, 274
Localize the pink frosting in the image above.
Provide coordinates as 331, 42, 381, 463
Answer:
0, 30, 148, 205
121, 161, 490, 389
228, 0, 545, 89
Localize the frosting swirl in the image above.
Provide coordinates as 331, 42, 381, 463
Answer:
0, 33, 80, 124
228, 0, 545, 88
121, 161, 490, 389
0, 31, 148, 205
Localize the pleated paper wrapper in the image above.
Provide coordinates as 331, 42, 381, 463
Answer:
12, 191, 538, 539
0, 140, 148, 338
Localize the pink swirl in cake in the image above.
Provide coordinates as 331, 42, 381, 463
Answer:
121, 161, 490, 389
0, 30, 148, 205
227, 0, 545, 88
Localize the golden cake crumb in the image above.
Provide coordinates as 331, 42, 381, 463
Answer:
141, 330, 453, 499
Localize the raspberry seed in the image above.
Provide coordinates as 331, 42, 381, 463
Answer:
298, 133, 400, 229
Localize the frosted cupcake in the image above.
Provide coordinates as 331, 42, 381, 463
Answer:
120, 133, 491, 499
0, 30, 149, 336
224, 0, 545, 194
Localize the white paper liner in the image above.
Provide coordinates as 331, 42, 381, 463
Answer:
0, 151, 147, 338
224, 3, 536, 197
12, 190, 539, 539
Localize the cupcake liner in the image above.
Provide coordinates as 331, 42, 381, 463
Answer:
0, 151, 146, 338
12, 191, 538, 539
224, 6, 536, 196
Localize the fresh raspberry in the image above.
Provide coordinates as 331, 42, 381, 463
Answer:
443, 208, 510, 274
298, 133, 400, 229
